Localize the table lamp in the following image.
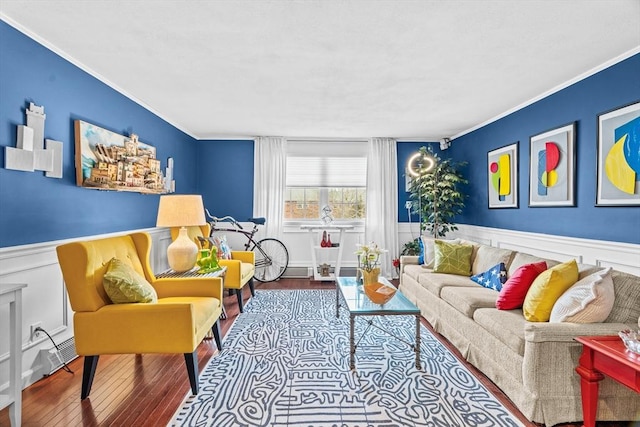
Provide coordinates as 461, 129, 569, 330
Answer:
156, 194, 206, 272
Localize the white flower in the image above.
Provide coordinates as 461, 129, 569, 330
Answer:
355, 242, 387, 272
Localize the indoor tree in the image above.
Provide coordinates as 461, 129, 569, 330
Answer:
408, 146, 468, 238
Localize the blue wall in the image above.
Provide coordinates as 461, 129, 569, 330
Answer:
0, 21, 198, 247
2, 19, 638, 247
196, 140, 254, 221
448, 54, 640, 244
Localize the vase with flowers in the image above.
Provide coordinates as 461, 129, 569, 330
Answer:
355, 242, 396, 304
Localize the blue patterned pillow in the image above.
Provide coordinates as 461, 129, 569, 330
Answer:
470, 263, 507, 291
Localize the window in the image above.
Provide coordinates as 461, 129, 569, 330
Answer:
285, 141, 367, 223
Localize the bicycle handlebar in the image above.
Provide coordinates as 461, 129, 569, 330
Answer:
204, 209, 267, 230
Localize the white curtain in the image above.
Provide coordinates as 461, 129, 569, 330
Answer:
365, 138, 399, 279
253, 136, 287, 240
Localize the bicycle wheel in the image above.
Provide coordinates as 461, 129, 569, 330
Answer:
252, 238, 289, 282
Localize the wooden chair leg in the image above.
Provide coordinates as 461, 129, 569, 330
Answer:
184, 351, 199, 395
212, 319, 222, 351
81, 355, 99, 400
236, 289, 244, 313
248, 278, 255, 297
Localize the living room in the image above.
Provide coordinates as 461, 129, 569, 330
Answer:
1, 1, 639, 426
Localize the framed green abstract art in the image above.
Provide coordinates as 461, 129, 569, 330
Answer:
596, 101, 640, 206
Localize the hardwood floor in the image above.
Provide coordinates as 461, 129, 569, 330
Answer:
1, 278, 636, 426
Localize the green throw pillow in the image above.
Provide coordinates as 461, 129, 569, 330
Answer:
433, 240, 473, 276
103, 258, 158, 304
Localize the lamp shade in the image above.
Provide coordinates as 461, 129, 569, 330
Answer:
156, 195, 206, 227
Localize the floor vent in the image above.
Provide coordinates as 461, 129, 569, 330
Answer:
40, 337, 78, 376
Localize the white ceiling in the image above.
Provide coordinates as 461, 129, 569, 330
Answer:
1, 1, 639, 140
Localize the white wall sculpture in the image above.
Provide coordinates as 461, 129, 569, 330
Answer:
4, 103, 63, 178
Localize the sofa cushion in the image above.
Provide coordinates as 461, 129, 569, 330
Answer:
605, 270, 640, 324
496, 261, 547, 310
440, 286, 498, 318
403, 263, 429, 282
508, 252, 559, 277
473, 308, 528, 356
472, 245, 515, 275
549, 267, 614, 323
433, 240, 473, 275
471, 263, 507, 291
419, 237, 459, 268
418, 272, 477, 297
523, 259, 579, 322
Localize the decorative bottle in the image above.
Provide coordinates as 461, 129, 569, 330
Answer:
327, 233, 332, 247
321, 231, 328, 247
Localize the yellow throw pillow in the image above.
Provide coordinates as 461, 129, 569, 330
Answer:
103, 258, 158, 304
433, 240, 473, 276
523, 259, 578, 322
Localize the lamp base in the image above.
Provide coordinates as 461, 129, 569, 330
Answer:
167, 227, 198, 272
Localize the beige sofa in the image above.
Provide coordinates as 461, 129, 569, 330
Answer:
399, 240, 640, 426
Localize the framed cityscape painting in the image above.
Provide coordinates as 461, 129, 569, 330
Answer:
487, 142, 518, 209
529, 122, 576, 207
596, 101, 640, 206
74, 120, 168, 194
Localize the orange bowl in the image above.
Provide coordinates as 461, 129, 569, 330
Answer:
363, 282, 397, 305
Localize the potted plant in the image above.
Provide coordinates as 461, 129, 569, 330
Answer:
408, 146, 468, 238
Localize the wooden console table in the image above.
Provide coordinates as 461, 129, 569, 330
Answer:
0, 283, 27, 427
575, 335, 640, 427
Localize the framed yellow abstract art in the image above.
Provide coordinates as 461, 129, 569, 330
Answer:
487, 142, 518, 209
596, 101, 640, 206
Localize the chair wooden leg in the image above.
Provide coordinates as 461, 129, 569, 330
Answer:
236, 289, 244, 313
184, 351, 199, 395
212, 319, 222, 351
81, 355, 99, 400
248, 278, 255, 297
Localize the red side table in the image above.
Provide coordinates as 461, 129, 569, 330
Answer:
575, 335, 640, 427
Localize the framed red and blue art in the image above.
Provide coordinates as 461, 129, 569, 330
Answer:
596, 100, 640, 206
528, 122, 576, 207
487, 142, 519, 209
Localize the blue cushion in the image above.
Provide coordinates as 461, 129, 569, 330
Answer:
470, 263, 507, 291
417, 238, 424, 264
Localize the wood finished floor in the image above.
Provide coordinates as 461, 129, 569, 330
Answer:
1, 278, 636, 427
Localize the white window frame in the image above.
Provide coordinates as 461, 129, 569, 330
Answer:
284, 140, 367, 227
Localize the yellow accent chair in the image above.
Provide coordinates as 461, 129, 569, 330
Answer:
56, 232, 224, 399
170, 225, 256, 312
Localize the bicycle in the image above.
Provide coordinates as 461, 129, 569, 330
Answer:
204, 210, 289, 282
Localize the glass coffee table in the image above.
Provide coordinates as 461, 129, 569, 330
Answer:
335, 276, 422, 370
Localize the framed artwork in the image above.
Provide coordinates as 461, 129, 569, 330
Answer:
596, 101, 640, 206
74, 120, 168, 194
487, 142, 518, 209
528, 122, 576, 207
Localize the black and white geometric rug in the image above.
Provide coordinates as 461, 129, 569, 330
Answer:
169, 290, 524, 427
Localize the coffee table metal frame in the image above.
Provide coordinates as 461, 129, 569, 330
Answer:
335, 276, 422, 370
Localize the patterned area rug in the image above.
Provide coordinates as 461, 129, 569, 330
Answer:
170, 290, 524, 427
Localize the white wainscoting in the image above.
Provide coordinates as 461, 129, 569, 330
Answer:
1, 224, 638, 395
0, 227, 171, 395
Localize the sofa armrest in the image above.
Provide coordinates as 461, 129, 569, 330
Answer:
524, 322, 632, 343
151, 277, 223, 300
400, 255, 419, 266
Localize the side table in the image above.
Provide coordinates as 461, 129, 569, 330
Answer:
575, 335, 640, 427
0, 283, 27, 427
156, 266, 228, 319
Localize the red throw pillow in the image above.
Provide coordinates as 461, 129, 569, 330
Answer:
496, 261, 547, 310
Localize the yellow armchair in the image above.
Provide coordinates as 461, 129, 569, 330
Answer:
171, 225, 256, 312
56, 232, 223, 399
